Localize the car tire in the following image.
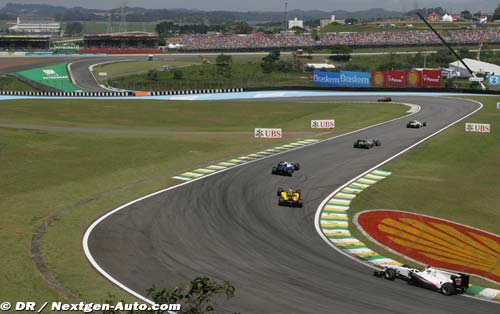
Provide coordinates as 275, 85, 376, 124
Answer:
272, 167, 277, 174
441, 283, 456, 296
294, 163, 300, 170
384, 268, 397, 281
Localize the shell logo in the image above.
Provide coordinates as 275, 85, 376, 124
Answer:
372, 72, 385, 87
357, 210, 500, 283
407, 70, 420, 87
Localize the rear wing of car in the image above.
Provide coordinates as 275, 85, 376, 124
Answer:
452, 274, 469, 290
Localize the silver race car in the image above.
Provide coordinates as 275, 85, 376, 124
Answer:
374, 265, 469, 296
407, 120, 427, 128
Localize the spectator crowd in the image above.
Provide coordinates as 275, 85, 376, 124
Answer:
167, 30, 500, 51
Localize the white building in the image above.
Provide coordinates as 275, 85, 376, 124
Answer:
9, 17, 61, 36
288, 17, 304, 29
441, 13, 454, 22
449, 58, 500, 78
320, 15, 336, 28
305, 63, 336, 70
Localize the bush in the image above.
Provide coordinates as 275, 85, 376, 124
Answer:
173, 70, 184, 80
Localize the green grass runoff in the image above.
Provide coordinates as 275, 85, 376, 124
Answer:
349, 96, 500, 289
0, 75, 37, 91
92, 60, 197, 82
0, 99, 407, 307
109, 61, 311, 91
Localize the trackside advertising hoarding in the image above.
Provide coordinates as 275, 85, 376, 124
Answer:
488, 75, 500, 87
422, 69, 442, 87
465, 123, 490, 133
313, 71, 370, 87
406, 70, 423, 87
254, 128, 282, 138
311, 120, 335, 129
386, 70, 406, 87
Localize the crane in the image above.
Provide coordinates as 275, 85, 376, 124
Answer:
477, 31, 489, 61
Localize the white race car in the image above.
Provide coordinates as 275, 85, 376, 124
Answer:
407, 120, 427, 128
374, 265, 469, 296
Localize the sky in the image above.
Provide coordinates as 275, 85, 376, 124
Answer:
2, 0, 500, 12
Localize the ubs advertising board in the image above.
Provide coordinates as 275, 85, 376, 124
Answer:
313, 71, 371, 88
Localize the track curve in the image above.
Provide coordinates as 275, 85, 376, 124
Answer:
86, 96, 499, 314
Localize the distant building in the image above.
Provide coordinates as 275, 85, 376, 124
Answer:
427, 11, 441, 22
0, 35, 51, 51
8, 17, 61, 36
288, 18, 304, 29
80, 32, 160, 54
449, 58, 500, 78
441, 13, 453, 22
305, 63, 336, 71
320, 15, 336, 28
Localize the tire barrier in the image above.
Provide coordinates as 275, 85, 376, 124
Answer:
0, 88, 245, 97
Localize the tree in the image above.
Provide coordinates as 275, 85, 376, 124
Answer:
156, 21, 177, 36
492, 7, 500, 21
291, 26, 304, 34
64, 22, 83, 36
215, 54, 232, 66
102, 277, 236, 314
261, 50, 282, 73
173, 70, 184, 80
329, 45, 352, 62
231, 21, 252, 34
461, 10, 472, 20
215, 54, 232, 77
429, 48, 455, 67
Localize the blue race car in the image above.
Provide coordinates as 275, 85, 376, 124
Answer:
272, 161, 300, 176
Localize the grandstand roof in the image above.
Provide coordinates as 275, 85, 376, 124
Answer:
84, 32, 158, 39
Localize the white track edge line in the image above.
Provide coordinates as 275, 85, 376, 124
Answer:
82, 102, 421, 304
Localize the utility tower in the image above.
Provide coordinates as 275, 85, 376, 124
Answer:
119, 3, 127, 33
106, 11, 113, 33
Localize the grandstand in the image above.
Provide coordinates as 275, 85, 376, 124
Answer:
8, 17, 61, 36
168, 30, 500, 52
79, 32, 160, 54
0, 35, 50, 51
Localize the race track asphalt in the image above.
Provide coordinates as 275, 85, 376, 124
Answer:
87, 96, 499, 314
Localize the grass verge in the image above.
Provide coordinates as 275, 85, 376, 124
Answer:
108, 62, 311, 91
0, 75, 37, 91
0, 99, 407, 308
349, 96, 500, 289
